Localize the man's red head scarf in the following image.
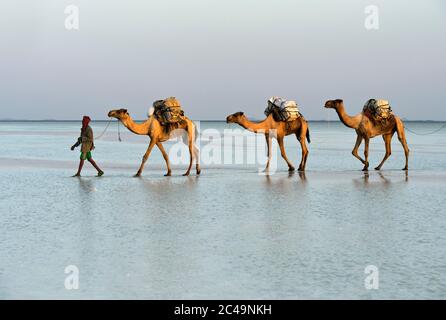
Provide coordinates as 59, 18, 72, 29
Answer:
82, 116, 91, 129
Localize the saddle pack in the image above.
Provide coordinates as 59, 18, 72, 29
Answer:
363, 99, 393, 122
153, 97, 185, 125
264, 97, 301, 122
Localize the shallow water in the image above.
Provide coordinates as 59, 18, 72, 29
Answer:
0, 121, 446, 299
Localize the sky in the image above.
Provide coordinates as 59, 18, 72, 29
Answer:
0, 0, 445, 120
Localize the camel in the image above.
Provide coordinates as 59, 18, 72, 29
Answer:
324, 99, 409, 171
226, 112, 310, 171
107, 109, 200, 177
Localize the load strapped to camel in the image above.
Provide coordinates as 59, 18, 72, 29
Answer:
153, 97, 185, 125
264, 97, 301, 122
363, 99, 393, 122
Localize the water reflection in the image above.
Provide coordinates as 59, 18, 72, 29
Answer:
138, 176, 199, 193
263, 171, 307, 191
76, 177, 97, 212
353, 171, 409, 187
74, 177, 98, 271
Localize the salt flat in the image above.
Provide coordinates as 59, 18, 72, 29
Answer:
0, 121, 445, 299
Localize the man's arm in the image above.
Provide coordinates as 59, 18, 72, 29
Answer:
71, 137, 81, 150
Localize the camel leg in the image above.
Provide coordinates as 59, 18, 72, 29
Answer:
183, 130, 194, 176
375, 134, 393, 170
263, 134, 272, 172
352, 133, 366, 164
194, 145, 201, 175
135, 139, 156, 177
297, 126, 309, 171
277, 136, 295, 171
362, 137, 370, 171
187, 122, 201, 175
396, 119, 410, 170
156, 142, 171, 176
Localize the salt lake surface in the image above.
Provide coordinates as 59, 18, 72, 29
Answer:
0, 120, 445, 299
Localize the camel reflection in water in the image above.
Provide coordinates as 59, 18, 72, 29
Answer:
355, 170, 409, 187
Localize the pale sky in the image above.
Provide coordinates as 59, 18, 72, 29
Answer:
0, 0, 445, 120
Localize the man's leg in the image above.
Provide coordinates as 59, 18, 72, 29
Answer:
87, 153, 104, 176
73, 159, 85, 177
88, 158, 103, 175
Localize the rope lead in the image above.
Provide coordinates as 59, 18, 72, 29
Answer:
403, 119, 446, 136
94, 118, 122, 141
118, 120, 122, 142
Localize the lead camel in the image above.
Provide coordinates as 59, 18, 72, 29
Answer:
108, 108, 200, 177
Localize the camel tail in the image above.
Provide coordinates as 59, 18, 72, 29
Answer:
306, 127, 311, 143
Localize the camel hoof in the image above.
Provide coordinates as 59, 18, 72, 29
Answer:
288, 167, 295, 172
196, 169, 201, 175
402, 167, 408, 171
164, 172, 172, 177
374, 167, 381, 171
183, 172, 190, 176
134, 173, 141, 177
362, 162, 369, 171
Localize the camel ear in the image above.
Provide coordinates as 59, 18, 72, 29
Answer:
336, 99, 343, 103
122, 109, 128, 114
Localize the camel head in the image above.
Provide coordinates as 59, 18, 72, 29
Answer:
226, 112, 245, 124
108, 108, 129, 121
324, 99, 343, 109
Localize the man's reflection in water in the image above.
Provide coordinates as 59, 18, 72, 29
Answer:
76, 177, 97, 211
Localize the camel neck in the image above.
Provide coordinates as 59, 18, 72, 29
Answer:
334, 105, 360, 129
238, 117, 271, 133
121, 116, 151, 135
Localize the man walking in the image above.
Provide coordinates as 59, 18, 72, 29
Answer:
71, 116, 104, 177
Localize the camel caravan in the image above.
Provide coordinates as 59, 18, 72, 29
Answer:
102, 96, 409, 177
